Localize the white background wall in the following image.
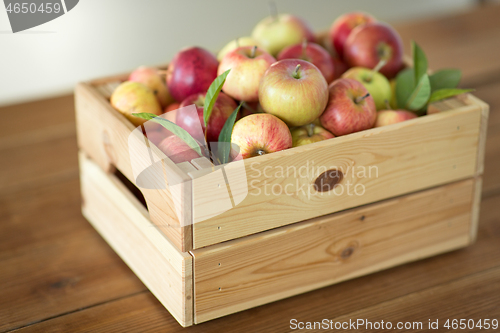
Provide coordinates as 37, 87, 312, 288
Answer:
0, 0, 477, 106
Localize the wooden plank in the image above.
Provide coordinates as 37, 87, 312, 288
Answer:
79, 153, 193, 327
191, 179, 475, 323
331, 266, 500, 329
0, 95, 74, 142
0, 131, 79, 195
74, 82, 193, 251
192, 102, 483, 248
191, 157, 214, 170
0, 176, 146, 332
12, 189, 500, 332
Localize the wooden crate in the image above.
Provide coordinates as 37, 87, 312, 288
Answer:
75, 71, 488, 327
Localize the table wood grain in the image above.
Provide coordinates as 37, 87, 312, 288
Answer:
1, 4, 500, 332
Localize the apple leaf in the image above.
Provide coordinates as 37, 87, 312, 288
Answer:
429, 69, 462, 92
395, 68, 415, 109
133, 112, 202, 156
218, 103, 242, 164
204, 69, 231, 127
428, 88, 474, 104
405, 73, 431, 111
412, 41, 428, 83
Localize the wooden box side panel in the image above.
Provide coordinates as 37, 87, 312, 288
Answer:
192, 100, 483, 248
74, 82, 192, 251
191, 179, 476, 324
79, 153, 193, 327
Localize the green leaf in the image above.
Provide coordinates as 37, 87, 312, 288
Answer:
428, 88, 474, 104
412, 41, 428, 82
429, 69, 462, 92
395, 68, 415, 109
218, 103, 242, 164
405, 74, 431, 111
133, 112, 202, 156
204, 69, 231, 127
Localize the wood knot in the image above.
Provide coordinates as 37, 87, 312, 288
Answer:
314, 169, 344, 192
341, 247, 355, 259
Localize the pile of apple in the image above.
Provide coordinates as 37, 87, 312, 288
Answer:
110, 11, 459, 163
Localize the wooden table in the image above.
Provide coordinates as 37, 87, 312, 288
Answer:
1, 5, 500, 332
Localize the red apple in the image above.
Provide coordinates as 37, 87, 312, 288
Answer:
177, 92, 238, 143
231, 113, 292, 159
164, 102, 181, 114
320, 78, 376, 136
144, 130, 166, 147
110, 81, 162, 127
129, 66, 174, 108
166, 47, 219, 102
332, 56, 349, 80
291, 123, 334, 147
259, 59, 329, 127
157, 135, 201, 164
218, 46, 276, 102
251, 14, 315, 56
375, 109, 417, 127
344, 22, 404, 79
329, 12, 376, 59
277, 41, 335, 83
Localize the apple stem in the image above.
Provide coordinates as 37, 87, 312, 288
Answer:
293, 64, 301, 79
301, 38, 308, 59
250, 45, 257, 58
269, 1, 278, 21
385, 99, 392, 110
307, 123, 315, 137
355, 93, 370, 104
235, 38, 240, 48
256, 149, 266, 156
367, 59, 387, 81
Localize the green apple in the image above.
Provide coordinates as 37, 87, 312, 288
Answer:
217, 37, 266, 61
342, 67, 392, 110
251, 14, 315, 56
291, 123, 334, 147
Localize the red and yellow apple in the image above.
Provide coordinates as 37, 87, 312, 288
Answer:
320, 78, 376, 136
291, 123, 334, 147
231, 113, 292, 159
129, 66, 174, 108
217, 37, 266, 61
157, 135, 201, 164
177, 92, 237, 143
375, 109, 417, 127
329, 12, 376, 59
218, 46, 276, 102
277, 41, 335, 83
110, 81, 162, 127
344, 22, 403, 79
251, 14, 315, 56
166, 47, 219, 102
259, 59, 329, 127
342, 66, 392, 110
